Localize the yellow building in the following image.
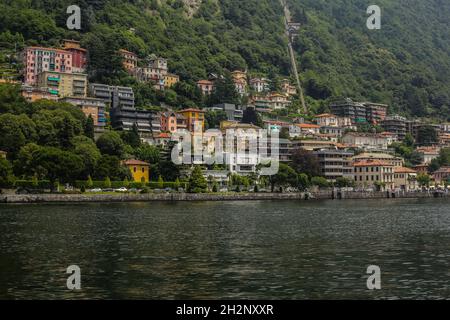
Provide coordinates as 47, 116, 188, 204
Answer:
164, 73, 179, 88
123, 159, 150, 183
177, 108, 205, 132
37, 71, 87, 98
0, 150, 6, 159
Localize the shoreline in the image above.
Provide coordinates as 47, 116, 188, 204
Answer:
0, 191, 448, 204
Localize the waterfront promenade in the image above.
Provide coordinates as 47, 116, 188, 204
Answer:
0, 190, 448, 203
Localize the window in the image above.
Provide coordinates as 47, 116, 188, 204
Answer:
142, 167, 145, 173
133, 167, 137, 173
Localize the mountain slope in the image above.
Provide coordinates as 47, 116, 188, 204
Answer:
0, 0, 449, 118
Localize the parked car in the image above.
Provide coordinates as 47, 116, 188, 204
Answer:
89, 188, 102, 193
114, 187, 128, 193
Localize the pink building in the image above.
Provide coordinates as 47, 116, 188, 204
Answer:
23, 47, 73, 85
63, 40, 87, 73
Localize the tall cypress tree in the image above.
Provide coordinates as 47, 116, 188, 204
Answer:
85, 115, 95, 140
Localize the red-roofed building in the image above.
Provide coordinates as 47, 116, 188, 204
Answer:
353, 159, 394, 190
433, 166, 450, 185
394, 167, 418, 191
197, 80, 215, 95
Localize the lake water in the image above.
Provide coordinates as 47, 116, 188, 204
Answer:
1, 199, 450, 299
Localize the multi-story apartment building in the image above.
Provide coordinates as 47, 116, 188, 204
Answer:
62, 40, 87, 73
269, 93, 290, 109
330, 99, 367, 124
289, 123, 321, 137
353, 160, 395, 190
89, 84, 135, 109
330, 98, 388, 125
160, 111, 188, 133
21, 85, 59, 102
314, 149, 354, 182
342, 132, 391, 151
177, 108, 205, 132
433, 167, 450, 185
416, 146, 440, 164
280, 79, 297, 96
364, 102, 388, 124
164, 73, 179, 88
119, 49, 138, 74
382, 115, 407, 140
394, 167, 418, 191
210, 104, 244, 122
22, 46, 73, 85
60, 96, 106, 128
249, 78, 270, 93
37, 71, 87, 98
197, 80, 215, 95
352, 152, 404, 167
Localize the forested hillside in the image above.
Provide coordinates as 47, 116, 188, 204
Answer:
0, 0, 449, 118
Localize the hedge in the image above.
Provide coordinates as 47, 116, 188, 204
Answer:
74, 180, 188, 189
14, 180, 53, 189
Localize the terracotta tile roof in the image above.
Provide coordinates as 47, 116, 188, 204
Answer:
353, 160, 393, 167
178, 108, 205, 113
297, 123, 320, 129
197, 80, 214, 85
394, 167, 417, 174
155, 133, 171, 139
315, 113, 335, 118
123, 159, 150, 166
433, 166, 450, 174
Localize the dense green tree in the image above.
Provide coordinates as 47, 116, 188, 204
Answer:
72, 136, 102, 179
209, 72, 240, 106
187, 166, 208, 193
0, 113, 37, 155
96, 131, 125, 158
241, 107, 263, 127
0, 158, 15, 187
205, 110, 228, 129
94, 154, 130, 181
269, 163, 298, 192
417, 126, 438, 146
311, 176, 330, 189
84, 115, 95, 140
121, 123, 141, 148
0, 84, 30, 115
290, 149, 321, 177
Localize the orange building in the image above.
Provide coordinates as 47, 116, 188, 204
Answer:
197, 80, 214, 95
119, 49, 138, 74
177, 108, 205, 132
164, 73, 179, 88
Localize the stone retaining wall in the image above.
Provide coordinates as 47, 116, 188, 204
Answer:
0, 191, 448, 204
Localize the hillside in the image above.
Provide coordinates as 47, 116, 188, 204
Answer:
0, 0, 449, 118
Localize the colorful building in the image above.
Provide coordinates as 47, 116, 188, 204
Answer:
353, 160, 395, 190
197, 80, 215, 95
394, 167, 418, 191
62, 40, 87, 73
123, 159, 150, 183
433, 167, 450, 185
37, 71, 87, 98
177, 108, 205, 132
119, 49, 138, 74
249, 78, 269, 93
21, 85, 59, 102
60, 96, 107, 128
164, 73, 179, 88
22, 46, 73, 85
